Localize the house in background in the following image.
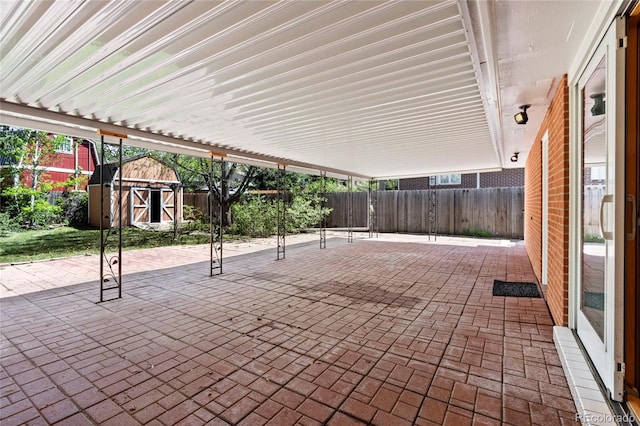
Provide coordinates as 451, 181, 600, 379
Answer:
399, 168, 524, 190
0, 137, 99, 190
87, 155, 183, 228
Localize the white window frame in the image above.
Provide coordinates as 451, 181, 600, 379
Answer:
56, 137, 73, 154
429, 174, 461, 186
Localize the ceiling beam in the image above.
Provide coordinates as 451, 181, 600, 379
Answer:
0, 101, 371, 179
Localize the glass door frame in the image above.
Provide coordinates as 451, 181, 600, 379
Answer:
568, 17, 626, 402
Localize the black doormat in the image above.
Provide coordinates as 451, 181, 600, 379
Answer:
584, 292, 605, 310
493, 280, 541, 298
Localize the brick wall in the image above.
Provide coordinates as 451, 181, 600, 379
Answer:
399, 177, 430, 190
480, 168, 524, 188
524, 75, 570, 326
525, 139, 542, 279
399, 169, 523, 190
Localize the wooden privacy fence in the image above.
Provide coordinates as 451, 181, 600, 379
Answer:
326, 187, 525, 239
325, 192, 369, 228
183, 192, 209, 216
151, 186, 607, 239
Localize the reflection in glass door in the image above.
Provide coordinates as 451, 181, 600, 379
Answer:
581, 57, 607, 341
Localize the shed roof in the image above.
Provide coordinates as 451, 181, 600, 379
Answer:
87, 154, 178, 185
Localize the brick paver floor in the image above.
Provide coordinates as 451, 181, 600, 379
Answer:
0, 235, 578, 425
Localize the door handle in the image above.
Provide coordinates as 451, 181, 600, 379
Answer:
599, 194, 614, 240
627, 194, 637, 241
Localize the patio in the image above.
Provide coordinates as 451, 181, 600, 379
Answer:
0, 235, 578, 425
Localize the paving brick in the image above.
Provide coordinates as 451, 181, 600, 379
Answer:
157, 399, 199, 425
285, 377, 317, 396
85, 398, 122, 423
271, 387, 305, 410
327, 411, 366, 425
372, 410, 413, 426
40, 398, 79, 424
265, 407, 302, 426
220, 397, 260, 424
254, 399, 283, 420
297, 399, 333, 423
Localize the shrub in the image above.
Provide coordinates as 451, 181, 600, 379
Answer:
1, 185, 62, 228
230, 196, 277, 237
57, 192, 88, 225
178, 205, 210, 233
0, 211, 21, 236
229, 194, 332, 237
286, 193, 331, 233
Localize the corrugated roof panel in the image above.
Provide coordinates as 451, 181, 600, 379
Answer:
0, 0, 501, 178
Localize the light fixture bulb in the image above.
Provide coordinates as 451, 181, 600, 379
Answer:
514, 105, 530, 125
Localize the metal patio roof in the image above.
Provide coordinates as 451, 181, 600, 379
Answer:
0, 0, 608, 179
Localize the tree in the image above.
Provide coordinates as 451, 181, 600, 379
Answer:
0, 126, 67, 227
155, 153, 257, 226
93, 143, 259, 227
0, 126, 64, 190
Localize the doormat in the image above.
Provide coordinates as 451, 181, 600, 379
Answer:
583, 292, 605, 311
492, 280, 541, 298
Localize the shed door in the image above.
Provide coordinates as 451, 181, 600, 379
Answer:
131, 188, 150, 223
161, 189, 174, 222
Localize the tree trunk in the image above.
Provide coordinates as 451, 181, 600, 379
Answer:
221, 161, 232, 226
29, 140, 40, 226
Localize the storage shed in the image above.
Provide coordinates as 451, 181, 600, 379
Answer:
87, 155, 182, 228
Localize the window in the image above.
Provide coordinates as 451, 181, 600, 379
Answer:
429, 174, 461, 186
56, 137, 73, 154
589, 166, 605, 181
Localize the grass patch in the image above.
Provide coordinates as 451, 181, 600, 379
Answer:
461, 227, 493, 238
584, 234, 605, 243
0, 226, 213, 263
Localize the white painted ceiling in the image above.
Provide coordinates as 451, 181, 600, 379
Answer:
0, 0, 607, 179
492, 0, 604, 168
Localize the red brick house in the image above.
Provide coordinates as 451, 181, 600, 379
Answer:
399, 168, 524, 190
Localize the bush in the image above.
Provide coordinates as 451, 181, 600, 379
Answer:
1, 185, 62, 228
0, 211, 21, 236
57, 192, 88, 225
229, 196, 277, 237
229, 194, 332, 237
28, 198, 62, 227
286, 193, 331, 233
180, 205, 210, 233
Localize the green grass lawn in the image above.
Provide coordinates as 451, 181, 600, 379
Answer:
0, 226, 213, 263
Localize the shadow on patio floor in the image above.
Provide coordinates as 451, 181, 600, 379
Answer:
0, 235, 577, 425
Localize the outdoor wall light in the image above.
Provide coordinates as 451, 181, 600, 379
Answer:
514, 105, 530, 125
510, 152, 519, 163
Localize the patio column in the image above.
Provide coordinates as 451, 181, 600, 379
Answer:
368, 179, 378, 239
210, 153, 224, 276
98, 129, 126, 302
276, 164, 286, 260
347, 176, 353, 243
428, 184, 437, 241
320, 170, 327, 249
